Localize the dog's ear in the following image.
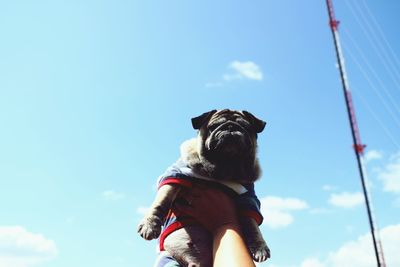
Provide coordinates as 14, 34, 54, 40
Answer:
242, 110, 266, 133
191, 110, 217, 130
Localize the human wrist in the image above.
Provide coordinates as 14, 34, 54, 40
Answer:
212, 221, 241, 237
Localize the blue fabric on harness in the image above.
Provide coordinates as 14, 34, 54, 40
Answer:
153, 252, 181, 267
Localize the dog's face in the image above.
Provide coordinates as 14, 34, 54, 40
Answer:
191, 109, 266, 161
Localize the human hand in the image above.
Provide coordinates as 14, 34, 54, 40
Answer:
176, 185, 239, 233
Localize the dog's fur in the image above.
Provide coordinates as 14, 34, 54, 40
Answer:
138, 109, 270, 266
184, 109, 263, 183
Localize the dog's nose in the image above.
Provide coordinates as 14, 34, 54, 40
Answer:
225, 122, 240, 131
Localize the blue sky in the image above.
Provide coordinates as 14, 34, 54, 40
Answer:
0, 1, 399, 267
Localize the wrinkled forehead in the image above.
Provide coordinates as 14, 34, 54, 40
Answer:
209, 109, 244, 124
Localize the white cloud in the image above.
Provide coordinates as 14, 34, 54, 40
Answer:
102, 190, 126, 201
263, 209, 293, 229
329, 192, 364, 208
224, 61, 263, 81
0, 226, 58, 267
261, 196, 309, 210
327, 224, 400, 267
260, 196, 309, 229
364, 150, 383, 163
297, 224, 400, 267
378, 153, 400, 193
205, 60, 263, 87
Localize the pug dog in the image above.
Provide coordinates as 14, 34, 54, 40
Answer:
138, 109, 270, 267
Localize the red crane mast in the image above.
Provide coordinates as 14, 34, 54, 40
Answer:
325, 1, 386, 266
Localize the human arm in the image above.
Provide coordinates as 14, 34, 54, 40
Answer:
178, 186, 256, 267
212, 223, 256, 267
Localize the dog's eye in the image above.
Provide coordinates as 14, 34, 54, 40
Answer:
208, 124, 218, 131
236, 119, 251, 129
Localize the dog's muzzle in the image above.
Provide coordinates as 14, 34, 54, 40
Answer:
206, 121, 251, 152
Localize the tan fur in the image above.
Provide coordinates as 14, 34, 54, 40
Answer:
180, 138, 200, 166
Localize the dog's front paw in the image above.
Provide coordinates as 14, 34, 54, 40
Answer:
137, 215, 162, 240
249, 242, 270, 262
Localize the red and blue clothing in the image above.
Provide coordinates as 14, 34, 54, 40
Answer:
154, 251, 181, 267
157, 159, 264, 252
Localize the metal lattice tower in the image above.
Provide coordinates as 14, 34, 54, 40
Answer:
325, 0, 386, 266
